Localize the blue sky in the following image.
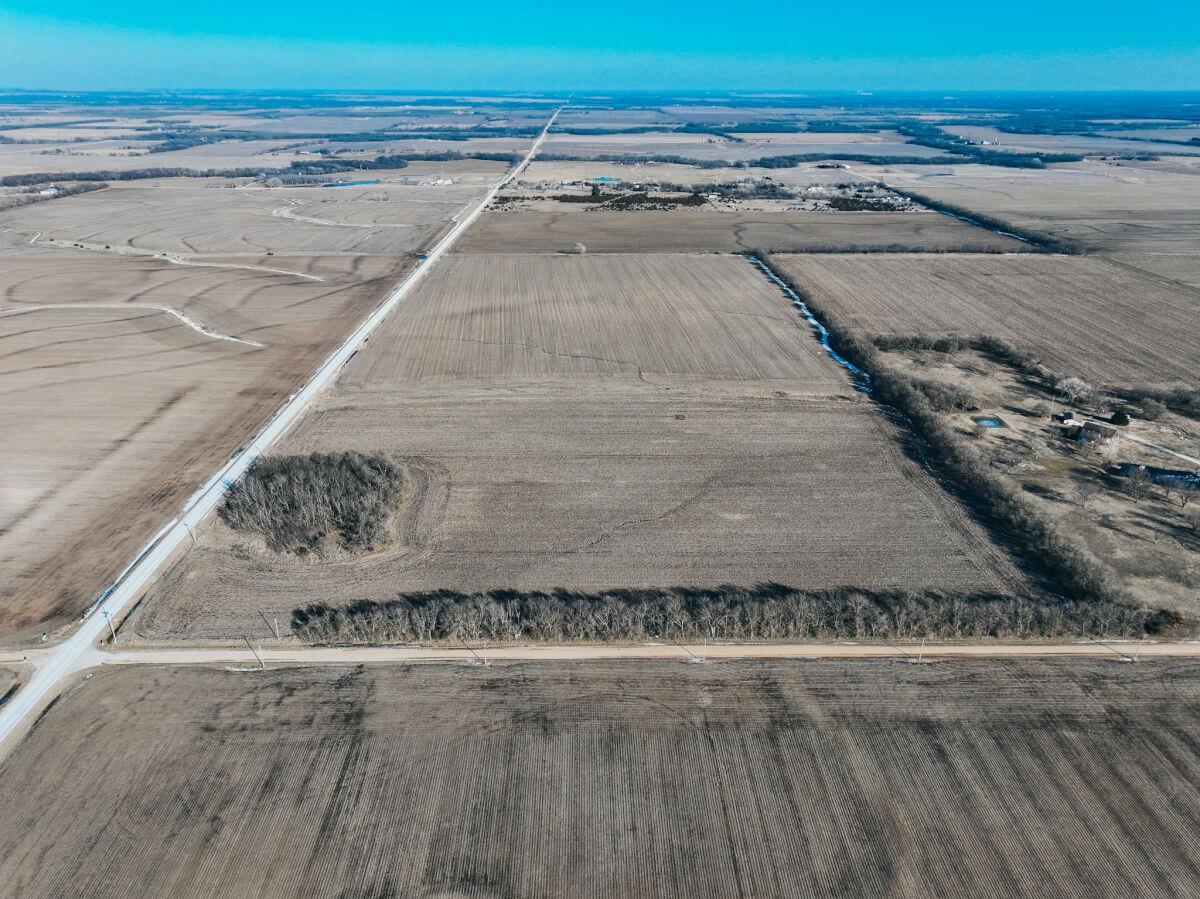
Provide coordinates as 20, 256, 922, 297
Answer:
1, 3, 1198, 90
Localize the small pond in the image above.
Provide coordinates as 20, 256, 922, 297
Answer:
1113, 463, 1200, 487
973, 416, 1006, 429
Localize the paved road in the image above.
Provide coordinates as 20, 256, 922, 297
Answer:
0, 108, 560, 755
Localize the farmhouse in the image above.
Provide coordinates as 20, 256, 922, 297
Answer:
1074, 421, 1120, 449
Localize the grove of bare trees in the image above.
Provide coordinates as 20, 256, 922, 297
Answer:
219, 452, 404, 556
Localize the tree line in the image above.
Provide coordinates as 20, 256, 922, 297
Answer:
881, 187, 1079, 253
896, 122, 1085, 169
292, 585, 1184, 644
0, 150, 520, 188
0, 182, 107, 210
758, 254, 1126, 606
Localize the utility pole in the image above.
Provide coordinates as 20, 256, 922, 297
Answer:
243, 635, 265, 669
460, 638, 488, 667
673, 639, 706, 664
101, 609, 116, 642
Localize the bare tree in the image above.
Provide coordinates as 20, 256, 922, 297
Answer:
290, 585, 1165, 645
1077, 480, 1102, 511
1180, 480, 1199, 510
1126, 466, 1153, 503
1140, 398, 1167, 421
1056, 377, 1094, 405
220, 452, 404, 556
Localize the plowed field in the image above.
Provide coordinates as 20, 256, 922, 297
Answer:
772, 252, 1200, 386
457, 208, 1023, 254
1, 660, 1198, 898
0, 249, 409, 639
132, 254, 1023, 642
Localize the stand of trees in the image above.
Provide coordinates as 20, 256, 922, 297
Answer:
292, 585, 1183, 644
896, 122, 1085, 168
826, 196, 908, 211
1113, 384, 1200, 421
759, 255, 1124, 606
873, 334, 1050, 378
539, 152, 731, 170
753, 243, 1015, 255
220, 452, 404, 557
538, 151, 974, 169
0, 182, 107, 210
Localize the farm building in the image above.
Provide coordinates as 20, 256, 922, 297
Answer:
1073, 421, 1120, 449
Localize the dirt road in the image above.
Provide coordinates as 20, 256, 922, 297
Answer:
1, 636, 1194, 759
1125, 432, 1200, 468
91, 639, 1200, 667
8, 637, 1197, 674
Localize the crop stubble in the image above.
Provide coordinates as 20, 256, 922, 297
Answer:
772, 253, 1200, 386
0, 159, 507, 639
0, 252, 411, 636
868, 161, 1200, 254
132, 254, 1023, 641
1, 660, 1199, 898
457, 208, 1024, 254
540, 129, 949, 162
0, 178, 489, 257
0, 173, 475, 636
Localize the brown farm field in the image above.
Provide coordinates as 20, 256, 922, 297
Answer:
938, 124, 1200, 158
865, 160, 1200, 254
772, 253, 1200, 387
133, 389, 1019, 641
520, 158, 871, 190
3, 660, 1200, 898
0, 137, 316, 178
0, 168, 503, 258
131, 254, 1023, 642
0, 98, 539, 178
339, 254, 848, 388
0, 246, 412, 640
541, 129, 950, 162
321, 136, 532, 157
1108, 252, 1200, 291
456, 208, 1023, 254
0, 667, 18, 702
0, 158, 515, 640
